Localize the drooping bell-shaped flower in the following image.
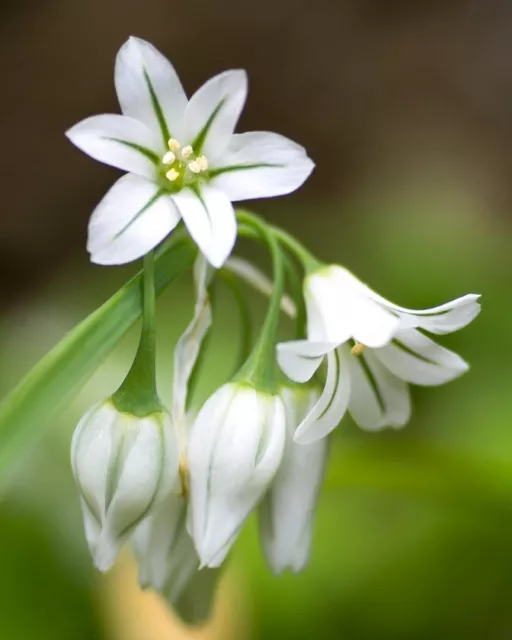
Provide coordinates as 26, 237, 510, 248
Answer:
71, 400, 179, 571
187, 382, 286, 567
259, 386, 328, 574
278, 264, 481, 443
66, 36, 314, 268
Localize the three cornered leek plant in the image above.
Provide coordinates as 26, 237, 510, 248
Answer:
0, 36, 481, 625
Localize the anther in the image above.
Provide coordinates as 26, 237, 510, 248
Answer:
162, 151, 176, 165
196, 155, 209, 171
188, 160, 201, 174
166, 168, 180, 181
168, 138, 181, 152
351, 342, 367, 356
181, 145, 193, 158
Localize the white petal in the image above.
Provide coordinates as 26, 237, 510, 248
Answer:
276, 340, 334, 383
347, 349, 411, 431
87, 174, 180, 265
361, 286, 481, 335
172, 186, 237, 268
66, 114, 161, 179
187, 386, 285, 567
225, 257, 297, 318
259, 388, 328, 574
306, 267, 400, 347
115, 37, 188, 144
182, 70, 247, 161
211, 132, 314, 201
294, 348, 351, 444
374, 329, 469, 386
172, 255, 214, 423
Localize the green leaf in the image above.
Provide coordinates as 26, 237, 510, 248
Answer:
0, 241, 196, 481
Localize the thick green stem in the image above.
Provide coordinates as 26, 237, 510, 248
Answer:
113, 251, 162, 415
234, 214, 284, 392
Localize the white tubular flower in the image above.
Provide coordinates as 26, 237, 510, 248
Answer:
187, 383, 286, 567
71, 400, 179, 571
277, 265, 481, 444
259, 386, 328, 574
66, 36, 314, 268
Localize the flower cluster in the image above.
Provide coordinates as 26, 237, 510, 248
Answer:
67, 37, 481, 624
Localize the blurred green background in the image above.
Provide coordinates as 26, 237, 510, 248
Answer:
1, 0, 512, 638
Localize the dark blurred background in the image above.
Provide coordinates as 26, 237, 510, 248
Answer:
1, 1, 512, 638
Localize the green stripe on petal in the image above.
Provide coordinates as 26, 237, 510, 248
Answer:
191, 99, 226, 154
143, 68, 171, 145
358, 353, 386, 414
114, 188, 167, 241
102, 137, 161, 164
209, 162, 284, 179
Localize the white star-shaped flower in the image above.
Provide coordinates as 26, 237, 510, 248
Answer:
66, 37, 314, 268
277, 265, 481, 443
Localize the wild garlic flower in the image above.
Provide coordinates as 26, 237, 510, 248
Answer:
71, 400, 179, 571
187, 383, 286, 568
277, 265, 481, 444
259, 386, 328, 574
66, 37, 314, 268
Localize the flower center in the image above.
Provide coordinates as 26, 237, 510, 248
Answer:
161, 138, 209, 187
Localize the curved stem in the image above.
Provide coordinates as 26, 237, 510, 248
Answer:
113, 251, 162, 415
233, 216, 285, 392
237, 209, 321, 273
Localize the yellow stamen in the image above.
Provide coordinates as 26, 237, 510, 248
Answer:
162, 151, 176, 165
168, 138, 181, 152
351, 342, 367, 356
196, 155, 209, 171
166, 168, 180, 181
181, 145, 193, 158
178, 455, 189, 498
188, 160, 201, 174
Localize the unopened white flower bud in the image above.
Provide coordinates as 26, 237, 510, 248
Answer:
71, 400, 179, 571
259, 386, 328, 574
187, 383, 286, 567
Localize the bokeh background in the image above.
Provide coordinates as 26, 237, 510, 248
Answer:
1, 0, 511, 638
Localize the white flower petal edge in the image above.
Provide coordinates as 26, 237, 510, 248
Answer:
293, 348, 351, 445
173, 186, 237, 269
187, 384, 286, 567
87, 174, 181, 265
182, 70, 248, 162
211, 132, 315, 201
259, 387, 328, 573
115, 36, 188, 144
65, 114, 161, 179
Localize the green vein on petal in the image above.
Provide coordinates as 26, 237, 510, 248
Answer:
209, 163, 284, 179
143, 68, 171, 145
113, 188, 166, 241
358, 354, 386, 414
103, 138, 160, 165
191, 98, 226, 155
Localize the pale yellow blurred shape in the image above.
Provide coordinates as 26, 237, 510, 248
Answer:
98, 551, 249, 640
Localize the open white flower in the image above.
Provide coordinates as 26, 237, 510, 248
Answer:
66, 37, 314, 268
259, 386, 328, 574
277, 265, 481, 444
